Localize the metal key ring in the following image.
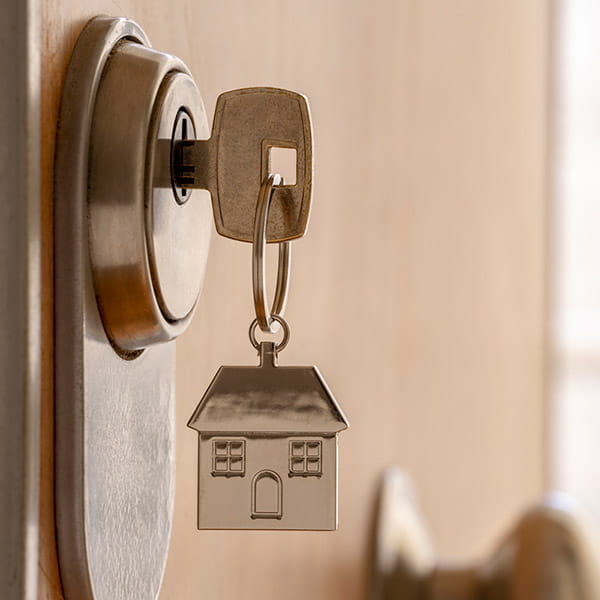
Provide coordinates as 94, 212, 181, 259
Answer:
253, 173, 291, 333
248, 315, 290, 353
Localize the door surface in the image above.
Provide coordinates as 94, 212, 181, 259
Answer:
40, 2, 548, 598
0, 2, 40, 599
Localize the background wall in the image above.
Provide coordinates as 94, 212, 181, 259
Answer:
551, 0, 600, 551
40, 1, 548, 598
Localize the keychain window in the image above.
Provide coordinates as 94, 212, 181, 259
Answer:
289, 440, 322, 476
212, 439, 246, 477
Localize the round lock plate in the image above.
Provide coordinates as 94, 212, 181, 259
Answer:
54, 17, 191, 600
147, 72, 211, 323
88, 38, 211, 351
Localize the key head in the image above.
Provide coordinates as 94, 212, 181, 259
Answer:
211, 87, 312, 243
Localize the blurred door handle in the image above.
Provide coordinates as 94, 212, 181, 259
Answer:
369, 468, 600, 600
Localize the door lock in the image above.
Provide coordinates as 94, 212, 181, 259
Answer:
54, 15, 315, 599
88, 46, 211, 352
85, 31, 312, 353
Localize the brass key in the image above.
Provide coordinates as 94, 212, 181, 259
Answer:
174, 87, 313, 243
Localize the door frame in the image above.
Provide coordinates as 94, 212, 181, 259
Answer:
0, 0, 41, 597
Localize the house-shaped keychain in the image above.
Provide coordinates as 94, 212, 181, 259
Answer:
187, 341, 349, 530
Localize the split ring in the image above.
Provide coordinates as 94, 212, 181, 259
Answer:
252, 173, 291, 333
248, 315, 291, 352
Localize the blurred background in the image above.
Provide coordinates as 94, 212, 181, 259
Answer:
37, 0, 600, 598
551, 0, 600, 555
167, 2, 547, 597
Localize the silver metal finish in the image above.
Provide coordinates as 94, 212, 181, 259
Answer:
54, 16, 209, 599
0, 0, 40, 597
249, 315, 291, 353
188, 341, 349, 530
253, 173, 291, 333
369, 468, 600, 600
178, 87, 313, 243
88, 36, 210, 352
148, 74, 211, 322
169, 109, 196, 205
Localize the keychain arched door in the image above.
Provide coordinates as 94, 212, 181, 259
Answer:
251, 470, 283, 519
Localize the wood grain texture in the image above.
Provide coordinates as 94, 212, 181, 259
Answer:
40, 1, 548, 598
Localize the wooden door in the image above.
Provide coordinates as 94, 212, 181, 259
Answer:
40, 2, 548, 598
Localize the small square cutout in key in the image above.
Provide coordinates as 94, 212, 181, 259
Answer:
268, 146, 297, 186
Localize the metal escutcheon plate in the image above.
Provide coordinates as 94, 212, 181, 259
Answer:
54, 16, 210, 599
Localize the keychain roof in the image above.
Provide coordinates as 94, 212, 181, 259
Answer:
187, 341, 349, 434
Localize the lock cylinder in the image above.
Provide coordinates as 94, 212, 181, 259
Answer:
87, 38, 211, 352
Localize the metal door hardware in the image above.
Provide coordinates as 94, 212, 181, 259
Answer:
55, 13, 316, 599
72, 31, 312, 355
55, 17, 186, 600
88, 41, 211, 352
369, 468, 600, 600
86, 60, 311, 353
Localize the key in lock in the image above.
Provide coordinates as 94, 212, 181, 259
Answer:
171, 87, 313, 243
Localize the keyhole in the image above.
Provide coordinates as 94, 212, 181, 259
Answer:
171, 108, 196, 205
180, 117, 188, 199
